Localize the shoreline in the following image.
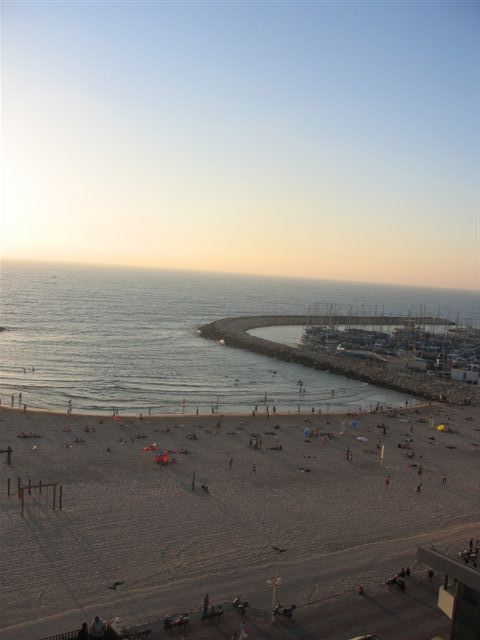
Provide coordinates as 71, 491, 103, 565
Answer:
0, 399, 437, 421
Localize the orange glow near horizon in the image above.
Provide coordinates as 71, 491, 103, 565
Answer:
2, 1, 478, 293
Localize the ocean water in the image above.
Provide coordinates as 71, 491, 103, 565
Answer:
0, 261, 477, 415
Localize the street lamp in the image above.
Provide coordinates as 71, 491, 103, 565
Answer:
108, 581, 124, 622
268, 545, 287, 623
266, 576, 282, 623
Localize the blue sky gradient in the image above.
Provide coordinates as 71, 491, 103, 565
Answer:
2, 1, 478, 288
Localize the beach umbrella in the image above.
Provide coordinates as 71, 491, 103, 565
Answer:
436, 424, 446, 432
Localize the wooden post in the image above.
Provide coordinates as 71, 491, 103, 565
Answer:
7, 447, 12, 465
7, 478, 11, 497
52, 484, 56, 510
28, 479, 32, 495
192, 470, 196, 491
20, 489, 24, 517
59, 486, 63, 510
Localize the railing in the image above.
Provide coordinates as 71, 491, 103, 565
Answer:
37, 632, 79, 640
37, 627, 151, 640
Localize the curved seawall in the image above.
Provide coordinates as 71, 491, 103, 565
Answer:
199, 315, 479, 406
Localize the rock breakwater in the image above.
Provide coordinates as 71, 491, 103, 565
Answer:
199, 315, 478, 406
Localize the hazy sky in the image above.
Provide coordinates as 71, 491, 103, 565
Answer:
2, 0, 478, 289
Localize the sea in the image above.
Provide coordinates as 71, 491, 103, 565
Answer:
0, 260, 478, 416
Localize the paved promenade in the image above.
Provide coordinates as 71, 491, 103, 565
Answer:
130, 575, 449, 639
1, 576, 449, 640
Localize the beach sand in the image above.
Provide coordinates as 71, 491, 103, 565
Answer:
0, 404, 478, 634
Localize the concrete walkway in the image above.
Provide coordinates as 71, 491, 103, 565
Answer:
1, 576, 449, 640
136, 575, 449, 639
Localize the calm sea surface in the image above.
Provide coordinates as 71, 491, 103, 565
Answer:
0, 261, 477, 415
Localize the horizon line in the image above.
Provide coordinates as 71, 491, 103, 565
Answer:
0, 255, 478, 294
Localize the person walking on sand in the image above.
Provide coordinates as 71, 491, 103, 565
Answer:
250, 464, 256, 474
229, 457, 233, 470
239, 620, 247, 640
385, 475, 390, 487
442, 474, 447, 486
202, 593, 209, 619
416, 483, 422, 494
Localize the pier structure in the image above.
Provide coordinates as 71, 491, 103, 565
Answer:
199, 311, 479, 406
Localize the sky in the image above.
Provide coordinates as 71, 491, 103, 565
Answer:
1, 0, 478, 290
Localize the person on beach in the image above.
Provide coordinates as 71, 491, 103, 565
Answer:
229, 457, 233, 470
442, 474, 447, 486
11, 394, 14, 407
250, 464, 256, 474
416, 483, 422, 494
91, 615, 105, 639
203, 594, 209, 619
19, 392, 22, 405
239, 620, 247, 640
77, 622, 89, 640
385, 475, 390, 487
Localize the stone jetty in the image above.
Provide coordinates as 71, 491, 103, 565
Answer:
199, 315, 479, 406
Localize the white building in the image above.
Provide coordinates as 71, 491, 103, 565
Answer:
451, 364, 479, 384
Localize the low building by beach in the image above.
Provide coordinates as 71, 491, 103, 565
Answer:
417, 546, 480, 640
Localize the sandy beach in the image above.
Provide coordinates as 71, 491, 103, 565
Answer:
0, 403, 478, 636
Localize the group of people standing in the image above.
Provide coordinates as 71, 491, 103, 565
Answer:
77, 616, 105, 639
